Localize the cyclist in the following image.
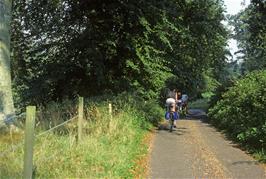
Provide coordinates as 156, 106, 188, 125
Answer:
176, 91, 182, 112
181, 93, 189, 114
165, 89, 179, 128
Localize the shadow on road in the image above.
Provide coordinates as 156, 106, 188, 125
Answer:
156, 123, 188, 136
185, 108, 208, 122
232, 161, 260, 166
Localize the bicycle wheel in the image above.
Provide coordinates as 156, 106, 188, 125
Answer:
169, 113, 174, 132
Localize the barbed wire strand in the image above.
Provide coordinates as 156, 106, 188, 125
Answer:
36, 116, 78, 138
34, 117, 77, 165
0, 116, 77, 158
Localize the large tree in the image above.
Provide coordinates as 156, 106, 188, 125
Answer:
0, 0, 15, 125
10, 0, 228, 105
231, 0, 266, 72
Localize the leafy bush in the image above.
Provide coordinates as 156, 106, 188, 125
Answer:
208, 79, 236, 111
208, 70, 266, 152
111, 92, 164, 125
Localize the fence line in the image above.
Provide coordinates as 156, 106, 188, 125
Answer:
1, 97, 114, 179
109, 103, 113, 121
23, 106, 36, 179
24, 97, 84, 179
78, 97, 84, 143
0, 116, 78, 158
36, 116, 77, 138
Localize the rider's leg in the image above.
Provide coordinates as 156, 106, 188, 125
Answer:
186, 103, 189, 114
173, 112, 179, 127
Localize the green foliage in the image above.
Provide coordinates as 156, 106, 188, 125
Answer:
230, 0, 266, 72
208, 70, 266, 153
110, 92, 164, 125
208, 78, 236, 110
207, 60, 244, 112
201, 69, 221, 99
10, 0, 228, 107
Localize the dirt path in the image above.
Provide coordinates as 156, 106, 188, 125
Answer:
149, 109, 266, 178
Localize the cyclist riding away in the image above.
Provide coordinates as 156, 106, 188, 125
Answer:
181, 93, 189, 114
176, 91, 182, 112
165, 89, 179, 128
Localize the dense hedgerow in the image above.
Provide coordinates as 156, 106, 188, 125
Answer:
208, 70, 266, 153
86, 92, 164, 126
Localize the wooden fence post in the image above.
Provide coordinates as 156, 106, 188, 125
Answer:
108, 103, 112, 121
23, 106, 36, 179
78, 97, 84, 143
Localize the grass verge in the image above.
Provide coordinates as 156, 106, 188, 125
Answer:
0, 95, 160, 178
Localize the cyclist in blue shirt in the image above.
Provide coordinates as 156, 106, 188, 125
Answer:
181, 93, 189, 114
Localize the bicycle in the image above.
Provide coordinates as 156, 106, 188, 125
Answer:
169, 112, 175, 132
176, 101, 188, 119
165, 103, 176, 132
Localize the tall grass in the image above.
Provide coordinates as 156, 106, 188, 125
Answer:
0, 94, 162, 178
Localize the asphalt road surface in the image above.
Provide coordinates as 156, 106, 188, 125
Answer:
150, 109, 266, 178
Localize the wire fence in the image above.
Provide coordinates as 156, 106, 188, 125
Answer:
36, 116, 77, 138
0, 97, 113, 179
0, 115, 77, 158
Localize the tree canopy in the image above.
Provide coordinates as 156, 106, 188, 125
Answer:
10, 0, 228, 106
231, 0, 266, 72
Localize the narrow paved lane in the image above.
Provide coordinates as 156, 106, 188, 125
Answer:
150, 110, 266, 178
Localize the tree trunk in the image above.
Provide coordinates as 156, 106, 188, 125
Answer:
0, 0, 15, 127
